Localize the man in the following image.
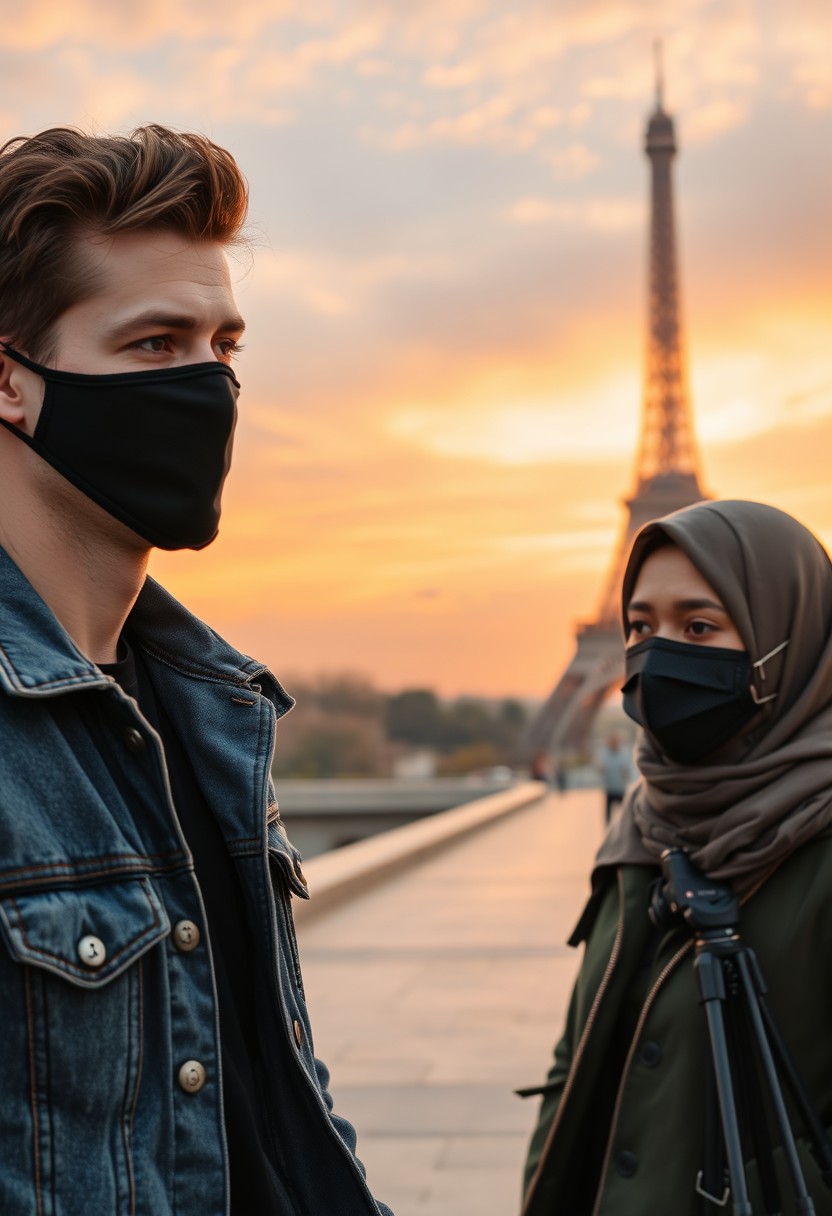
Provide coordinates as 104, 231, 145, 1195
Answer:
597, 732, 634, 824
0, 125, 392, 1216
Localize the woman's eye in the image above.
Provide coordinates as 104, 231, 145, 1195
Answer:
628, 620, 651, 639
688, 620, 715, 637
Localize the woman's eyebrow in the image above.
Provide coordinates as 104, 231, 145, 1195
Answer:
675, 597, 726, 611
627, 596, 726, 613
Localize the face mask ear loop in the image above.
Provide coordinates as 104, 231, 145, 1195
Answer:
750, 638, 790, 705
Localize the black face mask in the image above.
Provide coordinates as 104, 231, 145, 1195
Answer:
622, 636, 758, 765
0, 344, 239, 550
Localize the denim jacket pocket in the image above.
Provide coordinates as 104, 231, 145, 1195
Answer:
0, 876, 170, 986
0, 877, 171, 1215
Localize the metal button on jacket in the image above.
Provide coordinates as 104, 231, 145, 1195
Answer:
77, 935, 107, 967
123, 727, 145, 754
639, 1040, 662, 1068
178, 1060, 207, 1094
615, 1150, 638, 1178
172, 920, 201, 952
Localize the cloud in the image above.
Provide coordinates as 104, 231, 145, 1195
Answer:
385, 93, 525, 148
506, 194, 640, 230
685, 97, 748, 143
356, 57, 395, 78
773, 8, 832, 109
2, 0, 308, 51
507, 196, 577, 224
545, 142, 600, 180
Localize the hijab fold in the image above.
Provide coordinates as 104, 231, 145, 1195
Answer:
595, 500, 832, 895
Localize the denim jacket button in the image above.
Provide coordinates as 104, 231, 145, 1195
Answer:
124, 727, 145, 754
77, 935, 107, 967
178, 1060, 207, 1094
173, 920, 201, 952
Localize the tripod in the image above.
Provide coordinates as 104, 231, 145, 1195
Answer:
649, 850, 832, 1216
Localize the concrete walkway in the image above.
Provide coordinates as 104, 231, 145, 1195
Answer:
295, 788, 606, 1216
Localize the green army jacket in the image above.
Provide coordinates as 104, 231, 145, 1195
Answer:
521, 837, 832, 1215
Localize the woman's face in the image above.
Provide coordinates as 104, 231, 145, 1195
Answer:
626, 544, 745, 651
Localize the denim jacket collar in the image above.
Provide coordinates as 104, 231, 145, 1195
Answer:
0, 545, 293, 718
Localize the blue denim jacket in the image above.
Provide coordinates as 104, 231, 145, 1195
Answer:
0, 547, 392, 1216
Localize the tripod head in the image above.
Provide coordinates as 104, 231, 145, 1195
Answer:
649, 849, 739, 934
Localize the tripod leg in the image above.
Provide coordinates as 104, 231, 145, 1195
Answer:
696, 951, 754, 1215
745, 948, 832, 1189
723, 965, 782, 1216
735, 950, 816, 1215
701, 1058, 729, 1214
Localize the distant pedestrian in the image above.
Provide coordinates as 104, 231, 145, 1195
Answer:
596, 732, 634, 823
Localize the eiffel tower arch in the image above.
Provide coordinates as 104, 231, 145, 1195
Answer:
530, 61, 709, 758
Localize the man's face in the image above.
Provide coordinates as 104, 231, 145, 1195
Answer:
55, 229, 244, 372
8, 229, 244, 428
0, 230, 245, 551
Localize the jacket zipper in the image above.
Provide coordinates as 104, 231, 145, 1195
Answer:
591, 937, 693, 1215
522, 869, 627, 1215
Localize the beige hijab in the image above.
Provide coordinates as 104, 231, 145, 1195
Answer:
596, 499, 832, 894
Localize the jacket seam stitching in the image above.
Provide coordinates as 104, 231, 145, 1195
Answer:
24, 965, 45, 1216
0, 853, 188, 888
132, 642, 257, 689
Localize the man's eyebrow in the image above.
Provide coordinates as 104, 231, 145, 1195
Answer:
627, 597, 726, 613
105, 310, 246, 341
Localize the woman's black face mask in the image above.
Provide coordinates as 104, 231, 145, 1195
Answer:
0, 344, 240, 550
622, 636, 757, 765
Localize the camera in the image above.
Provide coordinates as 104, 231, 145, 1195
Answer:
648, 848, 739, 933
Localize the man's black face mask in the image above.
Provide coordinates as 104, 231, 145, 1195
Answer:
622, 635, 757, 765
0, 344, 240, 550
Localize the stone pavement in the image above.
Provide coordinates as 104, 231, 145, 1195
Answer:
295, 788, 606, 1216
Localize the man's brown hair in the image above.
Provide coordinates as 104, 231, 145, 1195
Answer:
0, 124, 249, 361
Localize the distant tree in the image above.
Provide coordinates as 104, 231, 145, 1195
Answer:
274, 722, 379, 778
273, 675, 532, 779
498, 698, 527, 733
311, 672, 383, 718
443, 697, 495, 748
386, 689, 444, 747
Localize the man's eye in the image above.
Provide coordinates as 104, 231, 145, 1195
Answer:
217, 339, 245, 359
135, 336, 170, 353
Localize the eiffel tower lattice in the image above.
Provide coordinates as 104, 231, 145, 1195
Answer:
530, 59, 709, 758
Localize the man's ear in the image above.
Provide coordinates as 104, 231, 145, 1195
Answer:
0, 341, 35, 428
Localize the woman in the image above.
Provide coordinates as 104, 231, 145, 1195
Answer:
520, 499, 832, 1215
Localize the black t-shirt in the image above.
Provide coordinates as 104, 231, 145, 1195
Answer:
100, 641, 290, 1214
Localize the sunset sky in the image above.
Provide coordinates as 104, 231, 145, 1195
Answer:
3, 1, 831, 697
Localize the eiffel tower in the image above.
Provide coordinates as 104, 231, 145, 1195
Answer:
530, 56, 709, 757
